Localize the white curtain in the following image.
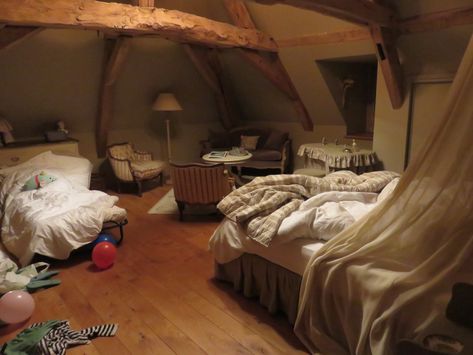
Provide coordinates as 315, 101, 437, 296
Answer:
295, 35, 473, 354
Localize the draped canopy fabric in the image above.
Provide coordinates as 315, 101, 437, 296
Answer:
295, 35, 473, 355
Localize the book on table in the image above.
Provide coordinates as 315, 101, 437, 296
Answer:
208, 151, 228, 158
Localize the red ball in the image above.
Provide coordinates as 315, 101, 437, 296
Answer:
92, 242, 117, 269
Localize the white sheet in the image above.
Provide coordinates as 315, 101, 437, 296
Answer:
0, 163, 124, 266
209, 218, 325, 275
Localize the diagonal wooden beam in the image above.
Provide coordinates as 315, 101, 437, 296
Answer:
0, 0, 277, 52
0, 26, 42, 51
247, 0, 395, 26
224, 0, 313, 130
96, 37, 131, 157
277, 6, 473, 48
183, 45, 236, 130
370, 25, 403, 109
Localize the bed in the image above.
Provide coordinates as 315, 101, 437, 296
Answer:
0, 149, 127, 266
209, 172, 400, 324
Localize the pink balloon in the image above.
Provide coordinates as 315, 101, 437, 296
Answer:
0, 291, 35, 324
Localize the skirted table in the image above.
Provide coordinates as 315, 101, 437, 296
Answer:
297, 143, 377, 175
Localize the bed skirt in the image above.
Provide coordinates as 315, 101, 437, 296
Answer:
214, 254, 302, 324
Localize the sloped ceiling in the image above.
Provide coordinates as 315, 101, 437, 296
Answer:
1, 0, 472, 136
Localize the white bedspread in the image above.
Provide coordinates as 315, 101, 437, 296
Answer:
210, 178, 400, 273
0, 165, 125, 266
275, 190, 378, 243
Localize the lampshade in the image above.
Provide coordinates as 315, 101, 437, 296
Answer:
152, 93, 183, 112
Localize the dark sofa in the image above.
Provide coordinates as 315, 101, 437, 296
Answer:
200, 127, 291, 174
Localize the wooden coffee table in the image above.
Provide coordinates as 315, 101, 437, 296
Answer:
202, 151, 252, 186
202, 151, 252, 165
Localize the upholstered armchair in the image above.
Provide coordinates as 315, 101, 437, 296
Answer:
170, 162, 233, 221
107, 142, 165, 196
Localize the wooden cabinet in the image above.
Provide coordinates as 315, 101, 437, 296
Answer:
0, 139, 79, 167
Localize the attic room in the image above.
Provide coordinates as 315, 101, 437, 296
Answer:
0, 0, 472, 354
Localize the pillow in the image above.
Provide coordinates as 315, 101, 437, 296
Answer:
22, 172, 57, 191
240, 135, 259, 151
264, 131, 289, 150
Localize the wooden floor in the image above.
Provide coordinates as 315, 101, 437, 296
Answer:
0, 185, 307, 354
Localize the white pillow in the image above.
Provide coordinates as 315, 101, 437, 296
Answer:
0, 151, 93, 189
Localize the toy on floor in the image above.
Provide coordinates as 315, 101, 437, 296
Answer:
0, 290, 35, 324
92, 242, 117, 269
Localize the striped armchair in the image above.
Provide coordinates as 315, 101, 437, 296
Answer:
170, 162, 233, 221
107, 142, 165, 196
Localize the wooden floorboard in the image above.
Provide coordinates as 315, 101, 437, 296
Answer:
0, 184, 307, 354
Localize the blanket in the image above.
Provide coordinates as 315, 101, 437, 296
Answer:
0, 167, 125, 266
217, 170, 399, 246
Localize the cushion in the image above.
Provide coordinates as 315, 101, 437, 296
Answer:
230, 128, 268, 148
131, 160, 165, 180
263, 130, 289, 150
208, 130, 232, 149
250, 149, 282, 161
240, 136, 259, 151
22, 172, 57, 191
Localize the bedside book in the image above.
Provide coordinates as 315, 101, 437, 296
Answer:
208, 151, 228, 158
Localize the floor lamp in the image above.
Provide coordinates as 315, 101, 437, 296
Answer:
152, 93, 183, 161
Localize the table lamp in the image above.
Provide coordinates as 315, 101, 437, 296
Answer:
152, 93, 183, 161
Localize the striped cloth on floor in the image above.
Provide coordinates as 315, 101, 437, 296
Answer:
30, 320, 118, 355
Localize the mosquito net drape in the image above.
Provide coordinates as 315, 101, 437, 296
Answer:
295, 35, 473, 354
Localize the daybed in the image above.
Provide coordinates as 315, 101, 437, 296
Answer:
209, 171, 400, 323
0, 151, 127, 266
200, 127, 291, 174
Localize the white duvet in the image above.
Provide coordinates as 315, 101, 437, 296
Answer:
210, 178, 400, 266
0, 153, 126, 266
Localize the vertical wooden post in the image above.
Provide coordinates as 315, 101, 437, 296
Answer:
96, 37, 131, 157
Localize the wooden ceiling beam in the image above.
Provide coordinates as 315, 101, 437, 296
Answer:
277, 6, 473, 47
224, 0, 313, 131
370, 25, 403, 109
96, 37, 131, 157
247, 0, 395, 26
184, 45, 236, 130
0, 26, 42, 51
0, 0, 277, 52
